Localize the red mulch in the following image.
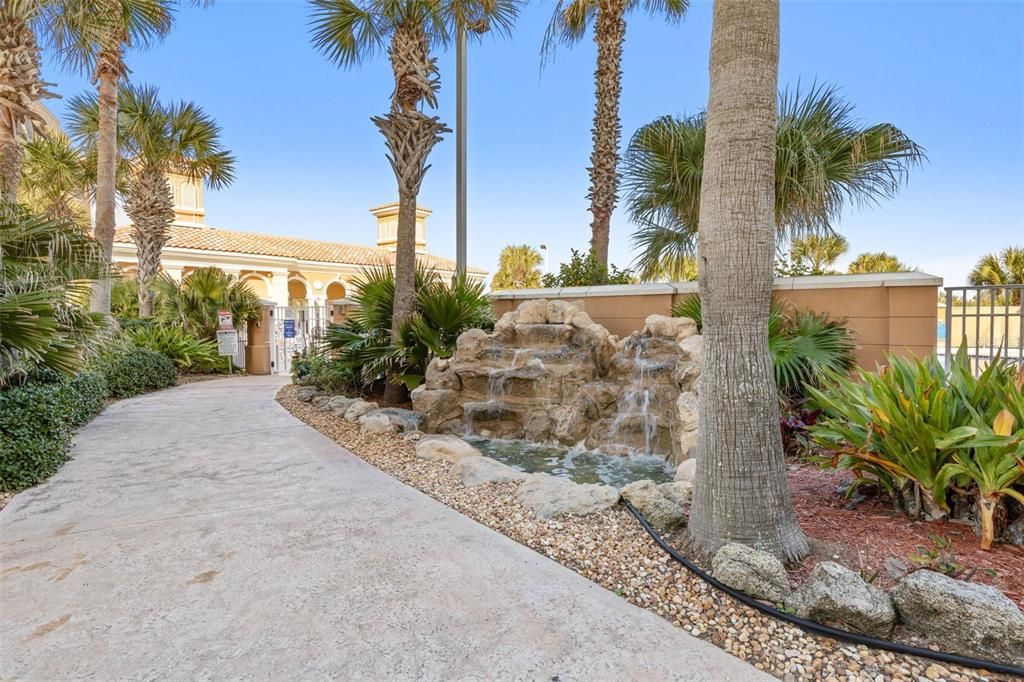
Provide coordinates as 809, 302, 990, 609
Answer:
787, 463, 1024, 608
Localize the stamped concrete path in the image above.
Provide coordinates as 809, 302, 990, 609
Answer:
1, 376, 764, 681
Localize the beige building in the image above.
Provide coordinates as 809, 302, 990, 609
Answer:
111, 176, 485, 309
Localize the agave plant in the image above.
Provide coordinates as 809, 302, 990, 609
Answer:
0, 204, 107, 386
153, 267, 259, 339
672, 295, 856, 400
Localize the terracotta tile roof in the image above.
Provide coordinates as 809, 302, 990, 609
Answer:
113, 224, 486, 275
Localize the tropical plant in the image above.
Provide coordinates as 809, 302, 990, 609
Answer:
687, 0, 809, 562
808, 345, 1024, 547
18, 131, 93, 223
789, 233, 848, 275
110, 274, 140, 318
543, 0, 688, 276
69, 84, 235, 315
0, 0, 56, 203
847, 251, 908, 274
541, 248, 634, 287
324, 265, 493, 391
93, 341, 177, 397
0, 204, 107, 387
123, 324, 220, 371
309, 0, 518, 403
969, 245, 1023, 304
623, 84, 924, 281
41, 0, 177, 314
152, 266, 259, 339
672, 296, 856, 400
492, 244, 542, 290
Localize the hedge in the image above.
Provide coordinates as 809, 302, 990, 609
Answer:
0, 381, 73, 491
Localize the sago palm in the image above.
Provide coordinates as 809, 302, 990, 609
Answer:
0, 0, 56, 203
40, 0, 181, 314
69, 84, 234, 316
847, 251, 908, 274
309, 0, 517, 402
623, 84, 924, 281
789, 233, 848, 275
969, 245, 1024, 304
543, 0, 687, 278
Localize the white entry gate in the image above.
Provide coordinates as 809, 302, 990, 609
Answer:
271, 305, 329, 375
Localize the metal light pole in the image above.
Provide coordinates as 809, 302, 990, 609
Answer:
455, 26, 468, 276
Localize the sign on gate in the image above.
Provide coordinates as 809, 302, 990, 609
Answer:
217, 309, 234, 331
216, 330, 239, 355
283, 319, 296, 338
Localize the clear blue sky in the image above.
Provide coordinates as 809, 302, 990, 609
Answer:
41, 0, 1024, 286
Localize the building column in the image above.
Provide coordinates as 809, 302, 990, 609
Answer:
163, 266, 184, 282
268, 269, 290, 308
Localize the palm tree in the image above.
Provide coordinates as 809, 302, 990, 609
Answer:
687, 0, 809, 562
18, 131, 92, 222
969, 246, 1024, 304
41, 0, 177, 315
544, 0, 687, 278
309, 0, 517, 402
623, 85, 924, 280
0, 0, 56, 203
153, 267, 259, 339
847, 251, 908, 274
491, 244, 542, 289
69, 84, 234, 316
789, 233, 848, 275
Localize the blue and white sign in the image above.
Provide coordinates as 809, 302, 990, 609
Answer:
283, 319, 296, 338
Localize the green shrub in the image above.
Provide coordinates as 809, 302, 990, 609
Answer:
63, 371, 109, 427
540, 248, 634, 287
96, 344, 178, 398
123, 325, 221, 372
0, 380, 72, 491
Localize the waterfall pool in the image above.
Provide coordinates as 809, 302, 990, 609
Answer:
464, 437, 675, 488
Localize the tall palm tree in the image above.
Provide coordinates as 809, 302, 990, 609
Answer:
41, 0, 178, 314
789, 233, 848, 275
0, 0, 56, 203
544, 0, 687, 278
69, 84, 234, 315
309, 0, 517, 403
847, 251, 907, 274
491, 244, 542, 289
688, 0, 809, 562
623, 85, 924, 280
969, 246, 1024, 304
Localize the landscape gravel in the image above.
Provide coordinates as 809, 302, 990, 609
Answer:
277, 385, 1012, 682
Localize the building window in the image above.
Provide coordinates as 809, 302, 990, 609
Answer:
180, 182, 197, 209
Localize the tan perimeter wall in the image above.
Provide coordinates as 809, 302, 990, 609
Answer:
492, 272, 942, 370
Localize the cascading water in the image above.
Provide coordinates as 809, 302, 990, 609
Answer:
607, 337, 660, 456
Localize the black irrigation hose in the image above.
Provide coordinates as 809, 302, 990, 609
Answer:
623, 502, 1024, 678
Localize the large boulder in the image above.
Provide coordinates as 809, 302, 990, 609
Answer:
343, 399, 378, 422
657, 480, 692, 508
410, 387, 463, 432
891, 569, 1024, 665
785, 562, 895, 637
415, 435, 481, 463
679, 334, 703, 363
675, 458, 697, 483
711, 543, 791, 603
424, 357, 461, 391
296, 386, 321, 402
311, 394, 331, 409
676, 392, 699, 432
359, 412, 396, 433
359, 408, 421, 434
546, 299, 583, 324
451, 456, 527, 487
515, 299, 549, 325
551, 403, 589, 445
323, 395, 358, 416
643, 314, 698, 341
620, 480, 686, 530
453, 328, 490, 362
514, 473, 620, 519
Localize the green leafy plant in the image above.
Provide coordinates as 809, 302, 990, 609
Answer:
907, 535, 972, 579
672, 295, 856, 400
93, 343, 178, 398
64, 370, 109, 427
540, 249, 634, 287
0, 379, 72, 491
111, 276, 141, 319
153, 267, 259, 339
123, 325, 221, 373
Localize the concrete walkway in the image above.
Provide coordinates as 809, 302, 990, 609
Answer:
1, 376, 764, 681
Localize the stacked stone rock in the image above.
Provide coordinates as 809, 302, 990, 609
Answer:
411, 299, 703, 464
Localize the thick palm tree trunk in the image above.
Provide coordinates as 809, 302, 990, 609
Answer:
90, 49, 122, 315
587, 0, 625, 278
688, 0, 808, 562
124, 167, 174, 317
0, 124, 19, 204
0, 12, 48, 204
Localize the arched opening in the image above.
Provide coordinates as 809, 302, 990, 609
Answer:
288, 279, 308, 307
325, 281, 346, 301
241, 275, 269, 299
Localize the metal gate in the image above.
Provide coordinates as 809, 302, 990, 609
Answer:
941, 285, 1023, 375
272, 305, 329, 375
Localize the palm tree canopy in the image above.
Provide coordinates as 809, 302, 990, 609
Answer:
789, 233, 849, 275
847, 251, 909, 274
18, 132, 94, 222
491, 244, 542, 290
969, 246, 1024, 286
623, 84, 924, 280
542, 0, 687, 56
308, 0, 518, 70
67, 84, 235, 188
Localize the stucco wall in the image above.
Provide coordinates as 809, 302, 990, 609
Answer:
492, 272, 942, 370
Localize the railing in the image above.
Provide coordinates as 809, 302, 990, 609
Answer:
940, 285, 1023, 374
272, 305, 330, 375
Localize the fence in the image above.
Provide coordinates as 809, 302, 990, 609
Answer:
272, 305, 330, 375
940, 285, 1023, 374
